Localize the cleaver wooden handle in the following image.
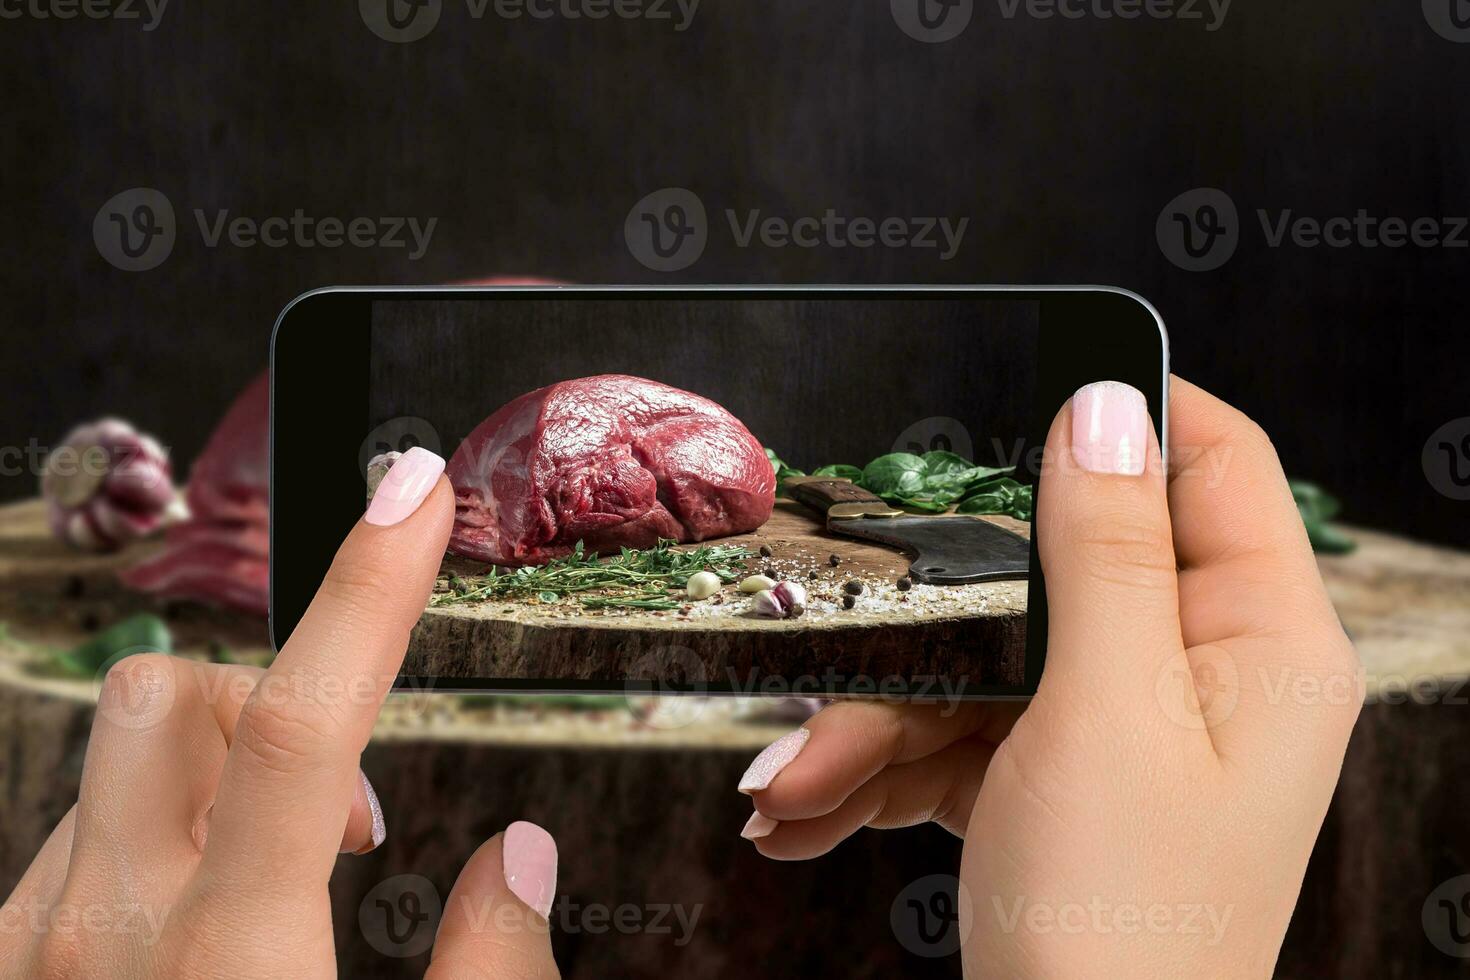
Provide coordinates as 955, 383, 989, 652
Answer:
784, 477, 904, 520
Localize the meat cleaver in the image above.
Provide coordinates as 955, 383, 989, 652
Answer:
784, 477, 1031, 585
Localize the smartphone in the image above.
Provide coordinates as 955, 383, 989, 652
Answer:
270, 286, 1167, 699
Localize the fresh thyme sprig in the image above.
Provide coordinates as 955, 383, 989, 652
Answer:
430, 539, 753, 611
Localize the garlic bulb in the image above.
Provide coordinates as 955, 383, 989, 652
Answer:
751, 581, 807, 619
42, 418, 181, 552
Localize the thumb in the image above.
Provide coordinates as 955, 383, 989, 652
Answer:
1034, 381, 1188, 716
427, 822, 561, 980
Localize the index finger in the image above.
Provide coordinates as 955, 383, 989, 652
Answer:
201, 448, 451, 891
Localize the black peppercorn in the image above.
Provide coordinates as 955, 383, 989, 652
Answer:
842, 594, 856, 610
897, 577, 912, 592
844, 580, 864, 596
759, 544, 773, 558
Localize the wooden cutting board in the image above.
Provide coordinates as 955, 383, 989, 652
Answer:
0, 496, 1031, 693
410, 501, 1031, 686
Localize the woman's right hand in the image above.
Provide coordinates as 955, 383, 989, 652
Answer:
2, 449, 561, 979
735, 377, 1361, 978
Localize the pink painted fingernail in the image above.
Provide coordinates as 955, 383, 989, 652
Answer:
741, 811, 779, 840
503, 821, 558, 919
364, 447, 445, 526
1071, 381, 1149, 476
355, 770, 387, 855
738, 727, 810, 794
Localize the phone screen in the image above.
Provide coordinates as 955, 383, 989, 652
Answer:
271, 287, 1167, 699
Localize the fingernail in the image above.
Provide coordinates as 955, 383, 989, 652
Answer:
1071, 381, 1149, 476
738, 727, 810, 794
741, 811, 779, 840
191, 804, 212, 852
364, 446, 445, 526
354, 770, 387, 855
503, 821, 558, 919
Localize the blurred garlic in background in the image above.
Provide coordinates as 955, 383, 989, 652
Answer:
41, 418, 184, 552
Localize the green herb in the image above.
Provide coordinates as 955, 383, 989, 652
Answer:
34, 614, 174, 679
1290, 480, 1356, 554
766, 449, 807, 495
771, 446, 1033, 520
430, 538, 752, 610
956, 478, 1033, 521
862, 453, 928, 497
811, 463, 863, 482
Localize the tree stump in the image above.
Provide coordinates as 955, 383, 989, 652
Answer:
2, 499, 1469, 977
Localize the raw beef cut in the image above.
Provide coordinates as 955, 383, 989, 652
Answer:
119, 372, 270, 615
448, 375, 774, 565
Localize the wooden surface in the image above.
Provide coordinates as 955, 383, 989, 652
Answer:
416, 501, 1030, 688
6, 497, 1470, 977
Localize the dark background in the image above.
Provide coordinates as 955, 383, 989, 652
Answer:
3, 3, 1468, 978
2, 2, 1467, 551
368, 296, 1039, 468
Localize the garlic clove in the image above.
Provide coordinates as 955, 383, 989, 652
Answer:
751, 589, 785, 618
772, 581, 807, 618
740, 573, 777, 594
686, 570, 722, 600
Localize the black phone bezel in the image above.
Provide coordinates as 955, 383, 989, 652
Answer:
269, 285, 1168, 699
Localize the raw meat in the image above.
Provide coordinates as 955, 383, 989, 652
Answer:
448, 375, 774, 565
119, 372, 270, 615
